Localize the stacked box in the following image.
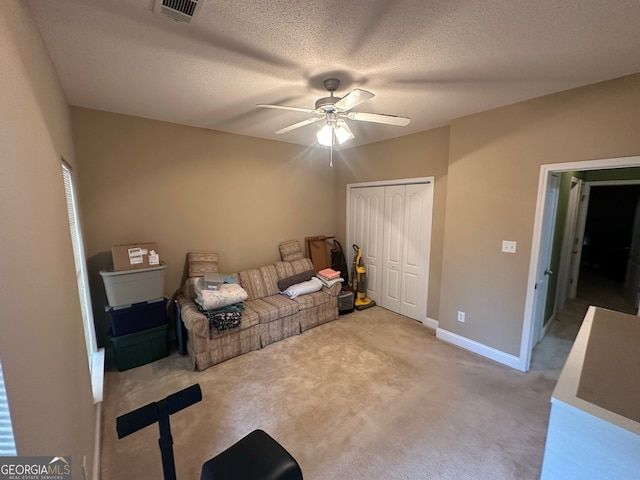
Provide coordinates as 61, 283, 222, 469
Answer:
111, 324, 169, 371
99, 264, 166, 308
100, 260, 169, 370
107, 298, 167, 337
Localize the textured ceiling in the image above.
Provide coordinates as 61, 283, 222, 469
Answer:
27, 0, 640, 148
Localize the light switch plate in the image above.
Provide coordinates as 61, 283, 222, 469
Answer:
502, 240, 517, 253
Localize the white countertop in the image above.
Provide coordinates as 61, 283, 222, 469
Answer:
551, 305, 640, 435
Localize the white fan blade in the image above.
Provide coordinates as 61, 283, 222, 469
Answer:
334, 89, 374, 111
275, 116, 323, 134
257, 104, 316, 114
346, 111, 410, 126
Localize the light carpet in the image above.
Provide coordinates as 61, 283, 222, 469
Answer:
101, 307, 557, 479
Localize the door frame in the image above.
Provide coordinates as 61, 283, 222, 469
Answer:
346, 176, 434, 323
520, 156, 640, 372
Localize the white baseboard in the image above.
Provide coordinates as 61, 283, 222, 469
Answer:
90, 348, 104, 480
91, 348, 105, 404
92, 401, 101, 480
422, 317, 439, 330
436, 328, 522, 371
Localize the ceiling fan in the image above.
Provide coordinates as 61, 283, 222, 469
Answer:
257, 78, 410, 147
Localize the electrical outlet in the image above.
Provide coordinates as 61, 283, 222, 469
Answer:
457, 311, 465, 322
502, 240, 517, 254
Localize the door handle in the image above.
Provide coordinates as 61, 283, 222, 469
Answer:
544, 269, 553, 276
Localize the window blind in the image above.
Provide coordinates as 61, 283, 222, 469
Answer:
62, 162, 104, 404
62, 163, 97, 360
0, 357, 16, 456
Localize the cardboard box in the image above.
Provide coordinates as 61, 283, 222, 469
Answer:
111, 242, 160, 271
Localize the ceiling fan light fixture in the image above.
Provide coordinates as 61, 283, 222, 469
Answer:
316, 124, 334, 146
334, 121, 354, 145
259, 77, 409, 148
316, 121, 354, 147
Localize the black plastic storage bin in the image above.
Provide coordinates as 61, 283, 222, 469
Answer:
111, 324, 169, 371
338, 290, 354, 315
107, 298, 167, 337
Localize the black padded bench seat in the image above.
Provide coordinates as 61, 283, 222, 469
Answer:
200, 429, 303, 480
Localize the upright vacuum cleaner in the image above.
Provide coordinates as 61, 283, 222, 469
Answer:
351, 244, 376, 310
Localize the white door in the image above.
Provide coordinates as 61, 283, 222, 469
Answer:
556, 177, 582, 310
532, 174, 560, 345
381, 185, 405, 312
349, 180, 433, 322
349, 186, 384, 301
569, 185, 591, 298
399, 183, 432, 320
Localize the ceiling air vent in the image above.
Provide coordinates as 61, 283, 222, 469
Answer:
154, 0, 203, 23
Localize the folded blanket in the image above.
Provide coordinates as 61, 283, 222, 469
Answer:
202, 302, 245, 314
205, 311, 242, 331
318, 267, 341, 280
195, 280, 248, 310
316, 276, 344, 288
200, 302, 245, 331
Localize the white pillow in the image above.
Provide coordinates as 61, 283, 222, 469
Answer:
281, 277, 323, 299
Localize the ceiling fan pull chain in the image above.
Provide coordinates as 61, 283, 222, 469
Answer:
330, 139, 334, 167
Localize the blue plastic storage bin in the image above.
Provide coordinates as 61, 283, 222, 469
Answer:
107, 298, 167, 337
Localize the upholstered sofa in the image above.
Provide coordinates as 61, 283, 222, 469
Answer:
175, 246, 341, 371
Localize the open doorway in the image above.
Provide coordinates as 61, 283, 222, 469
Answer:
521, 156, 640, 372
576, 184, 640, 314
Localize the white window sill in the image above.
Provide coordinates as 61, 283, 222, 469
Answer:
90, 348, 105, 404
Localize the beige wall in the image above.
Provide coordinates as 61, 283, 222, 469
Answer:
4, 1, 638, 474
336, 127, 450, 319
0, 0, 96, 473
71, 108, 338, 324
440, 74, 640, 356
74, 73, 640, 361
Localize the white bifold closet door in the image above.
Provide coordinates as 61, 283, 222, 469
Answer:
350, 186, 384, 302
349, 181, 432, 322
